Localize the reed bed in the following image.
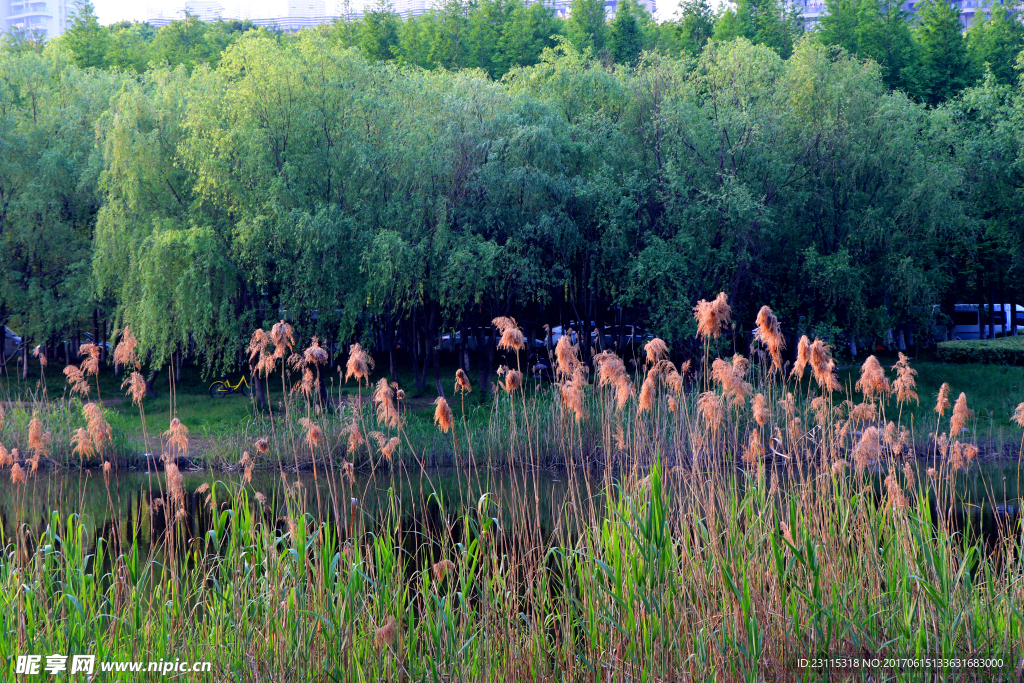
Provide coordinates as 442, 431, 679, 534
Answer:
1, 298, 1024, 680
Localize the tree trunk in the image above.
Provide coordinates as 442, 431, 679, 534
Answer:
413, 308, 426, 393
144, 366, 162, 398
429, 302, 444, 397
22, 342, 29, 380
459, 319, 468, 374
1012, 285, 1019, 337
251, 367, 268, 409
475, 325, 489, 399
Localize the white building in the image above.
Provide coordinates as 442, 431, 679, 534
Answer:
1, 0, 70, 39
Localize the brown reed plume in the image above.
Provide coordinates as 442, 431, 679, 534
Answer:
950, 393, 971, 437
891, 353, 918, 406
848, 402, 876, 423
711, 356, 751, 407
164, 418, 189, 458
935, 383, 951, 418
433, 397, 454, 433
255, 437, 270, 454
371, 433, 400, 461
454, 369, 472, 394
248, 329, 276, 377
165, 461, 185, 509
79, 343, 101, 376
84, 403, 112, 454
884, 472, 906, 510
852, 426, 881, 475
499, 366, 522, 393
299, 417, 324, 450
113, 326, 140, 369
375, 616, 398, 648
559, 367, 588, 421
492, 317, 526, 353
28, 416, 50, 457
593, 351, 634, 411
32, 345, 47, 367
949, 442, 978, 471
1011, 402, 1024, 428
72, 428, 94, 462
345, 423, 365, 455
643, 338, 670, 365
271, 320, 295, 360
64, 365, 90, 398
554, 335, 582, 379
239, 451, 254, 484
345, 343, 374, 385
693, 292, 731, 341
742, 430, 764, 468
791, 335, 811, 381
697, 391, 725, 435
808, 339, 841, 393
372, 378, 401, 429
304, 336, 329, 367
432, 558, 456, 582
855, 355, 891, 402
11, 463, 26, 485
0, 443, 11, 468
121, 372, 147, 406
753, 306, 785, 373
752, 393, 768, 426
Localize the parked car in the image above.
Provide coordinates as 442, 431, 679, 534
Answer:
4, 326, 22, 359
932, 304, 1024, 341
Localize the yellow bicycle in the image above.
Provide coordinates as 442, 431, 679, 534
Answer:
209, 375, 251, 398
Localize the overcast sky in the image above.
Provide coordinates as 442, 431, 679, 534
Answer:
93, 0, 686, 28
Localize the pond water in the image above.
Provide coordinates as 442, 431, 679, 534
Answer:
0, 459, 1020, 563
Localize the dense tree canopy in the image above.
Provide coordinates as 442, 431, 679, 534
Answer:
0, 7, 1023, 379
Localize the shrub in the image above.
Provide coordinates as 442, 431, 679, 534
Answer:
937, 335, 1024, 365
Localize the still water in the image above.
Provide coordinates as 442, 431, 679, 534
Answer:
0, 460, 1020, 560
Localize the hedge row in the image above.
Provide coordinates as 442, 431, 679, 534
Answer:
936, 335, 1024, 365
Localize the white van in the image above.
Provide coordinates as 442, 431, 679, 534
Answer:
933, 304, 1024, 340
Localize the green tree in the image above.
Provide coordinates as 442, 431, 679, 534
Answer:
566, 0, 608, 55
358, 0, 402, 61
914, 0, 976, 103
610, 0, 644, 64
62, 0, 111, 68
712, 0, 800, 57
966, 1, 1024, 86
658, 0, 716, 57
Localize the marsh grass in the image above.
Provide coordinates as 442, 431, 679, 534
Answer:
1, 311, 1024, 680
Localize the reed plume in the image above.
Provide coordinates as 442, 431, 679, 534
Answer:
752, 393, 768, 427
271, 320, 295, 360
643, 338, 670, 365
165, 461, 185, 509
934, 383, 951, 417
380, 437, 400, 461
697, 392, 725, 435
113, 327, 140, 369
299, 417, 324, 449
693, 292, 731, 340
1010, 401, 1024, 428
343, 461, 355, 484
742, 430, 764, 468
240, 451, 254, 484
346, 423, 365, 455
808, 339, 841, 393
433, 397, 454, 433
304, 336, 329, 366
753, 306, 785, 373
372, 378, 401, 428
32, 345, 47, 367
72, 428, 94, 460
885, 471, 906, 510
248, 329, 276, 376
375, 616, 398, 648
855, 355, 891, 402
454, 368, 472, 394
593, 351, 634, 410
711, 356, 751, 407
164, 418, 189, 457
554, 334, 582, 379
950, 392, 971, 436
11, 463, 25, 484
121, 371, 147, 406
492, 317, 525, 353
432, 559, 456, 582
28, 417, 50, 457
848, 403, 876, 423
0, 443, 11, 468
84, 403, 111, 453
637, 375, 656, 414
255, 437, 270, 454
852, 426, 881, 475
559, 367, 588, 421
499, 367, 522, 393
64, 365, 90, 398
345, 343, 374, 385
79, 343, 101, 376
891, 353, 918, 406
791, 335, 810, 381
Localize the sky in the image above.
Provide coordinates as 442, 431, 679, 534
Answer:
93, 0, 685, 28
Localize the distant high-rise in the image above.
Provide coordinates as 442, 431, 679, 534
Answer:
1, 0, 70, 39
788, 0, 1005, 28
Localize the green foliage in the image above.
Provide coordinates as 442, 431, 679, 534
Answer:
566, 0, 609, 55
937, 336, 1024, 365
913, 0, 976, 104
965, 2, 1024, 87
